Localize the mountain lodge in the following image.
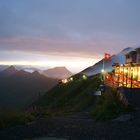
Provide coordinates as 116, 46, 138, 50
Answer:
112, 47, 140, 88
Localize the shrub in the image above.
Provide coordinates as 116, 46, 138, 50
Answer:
92, 89, 128, 121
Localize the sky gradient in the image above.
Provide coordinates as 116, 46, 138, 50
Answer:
0, 0, 140, 72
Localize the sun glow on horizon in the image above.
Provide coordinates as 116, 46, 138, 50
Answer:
0, 50, 101, 73
0, 58, 100, 73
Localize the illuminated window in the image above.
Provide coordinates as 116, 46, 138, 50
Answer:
138, 67, 140, 81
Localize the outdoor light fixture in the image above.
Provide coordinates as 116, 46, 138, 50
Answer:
82, 75, 87, 80
62, 79, 68, 84
70, 77, 73, 81
101, 69, 105, 83
101, 69, 104, 73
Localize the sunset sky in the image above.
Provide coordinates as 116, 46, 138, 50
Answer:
0, 0, 140, 72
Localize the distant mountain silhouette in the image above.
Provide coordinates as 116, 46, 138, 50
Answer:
0, 66, 18, 77
0, 66, 58, 109
0, 65, 9, 71
42, 67, 72, 79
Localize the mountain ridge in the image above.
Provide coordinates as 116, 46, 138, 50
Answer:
0, 66, 58, 108
42, 66, 72, 79
0, 65, 18, 77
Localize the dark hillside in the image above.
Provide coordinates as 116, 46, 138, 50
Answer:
0, 67, 58, 109
34, 74, 101, 114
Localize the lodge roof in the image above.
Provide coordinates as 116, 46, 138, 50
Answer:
125, 50, 136, 56
135, 46, 140, 50
113, 63, 140, 67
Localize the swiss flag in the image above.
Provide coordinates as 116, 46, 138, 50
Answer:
104, 53, 111, 60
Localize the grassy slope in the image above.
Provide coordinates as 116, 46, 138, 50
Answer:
34, 74, 129, 119
34, 74, 101, 114
0, 74, 130, 128
0, 74, 100, 128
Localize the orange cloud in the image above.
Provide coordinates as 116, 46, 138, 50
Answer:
0, 36, 104, 59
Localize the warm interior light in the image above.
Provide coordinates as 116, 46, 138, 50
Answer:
133, 67, 138, 78
62, 79, 68, 84
124, 68, 128, 73
138, 67, 140, 81
82, 75, 87, 80
120, 67, 123, 72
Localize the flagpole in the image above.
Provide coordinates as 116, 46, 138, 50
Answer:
102, 58, 105, 83
103, 58, 104, 71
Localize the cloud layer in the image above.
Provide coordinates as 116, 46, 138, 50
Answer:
0, 0, 140, 71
